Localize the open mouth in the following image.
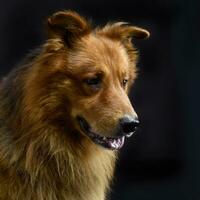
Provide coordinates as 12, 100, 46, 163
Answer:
77, 116, 135, 150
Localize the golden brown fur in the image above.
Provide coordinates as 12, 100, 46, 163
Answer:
0, 10, 149, 200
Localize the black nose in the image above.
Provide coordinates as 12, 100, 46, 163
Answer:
119, 115, 139, 135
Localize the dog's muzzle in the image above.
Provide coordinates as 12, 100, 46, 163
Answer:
77, 115, 139, 150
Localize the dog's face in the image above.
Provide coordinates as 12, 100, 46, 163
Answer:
63, 36, 139, 150
41, 11, 149, 150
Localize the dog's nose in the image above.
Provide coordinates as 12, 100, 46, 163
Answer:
119, 115, 139, 135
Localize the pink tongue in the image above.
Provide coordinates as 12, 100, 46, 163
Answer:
108, 137, 125, 149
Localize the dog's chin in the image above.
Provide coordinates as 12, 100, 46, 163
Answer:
76, 116, 132, 150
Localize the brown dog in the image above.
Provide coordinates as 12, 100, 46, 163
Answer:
0, 10, 149, 200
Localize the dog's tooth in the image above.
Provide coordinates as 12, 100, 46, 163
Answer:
117, 138, 120, 145
114, 140, 118, 148
121, 137, 124, 144
111, 140, 116, 148
120, 138, 122, 145
126, 132, 134, 138
111, 142, 115, 148
115, 141, 119, 149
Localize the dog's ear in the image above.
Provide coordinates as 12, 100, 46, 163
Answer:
98, 22, 149, 63
47, 10, 91, 46
99, 22, 150, 42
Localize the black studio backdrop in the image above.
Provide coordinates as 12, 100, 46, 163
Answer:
0, 0, 200, 199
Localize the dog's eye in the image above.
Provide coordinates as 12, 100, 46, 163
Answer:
122, 79, 128, 87
84, 77, 101, 88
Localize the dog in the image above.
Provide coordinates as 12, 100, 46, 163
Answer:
0, 10, 149, 200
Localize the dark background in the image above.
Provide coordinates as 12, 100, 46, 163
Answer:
0, 0, 199, 199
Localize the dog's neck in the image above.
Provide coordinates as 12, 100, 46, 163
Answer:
0, 116, 117, 199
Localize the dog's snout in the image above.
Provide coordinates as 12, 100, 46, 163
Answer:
119, 115, 139, 135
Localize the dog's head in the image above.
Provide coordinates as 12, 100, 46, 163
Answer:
25, 11, 149, 150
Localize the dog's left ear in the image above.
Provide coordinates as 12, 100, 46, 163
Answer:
99, 22, 150, 42
47, 10, 91, 46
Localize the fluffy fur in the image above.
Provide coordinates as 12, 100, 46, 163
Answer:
0, 11, 149, 200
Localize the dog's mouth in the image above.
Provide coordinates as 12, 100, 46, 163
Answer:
77, 116, 132, 150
